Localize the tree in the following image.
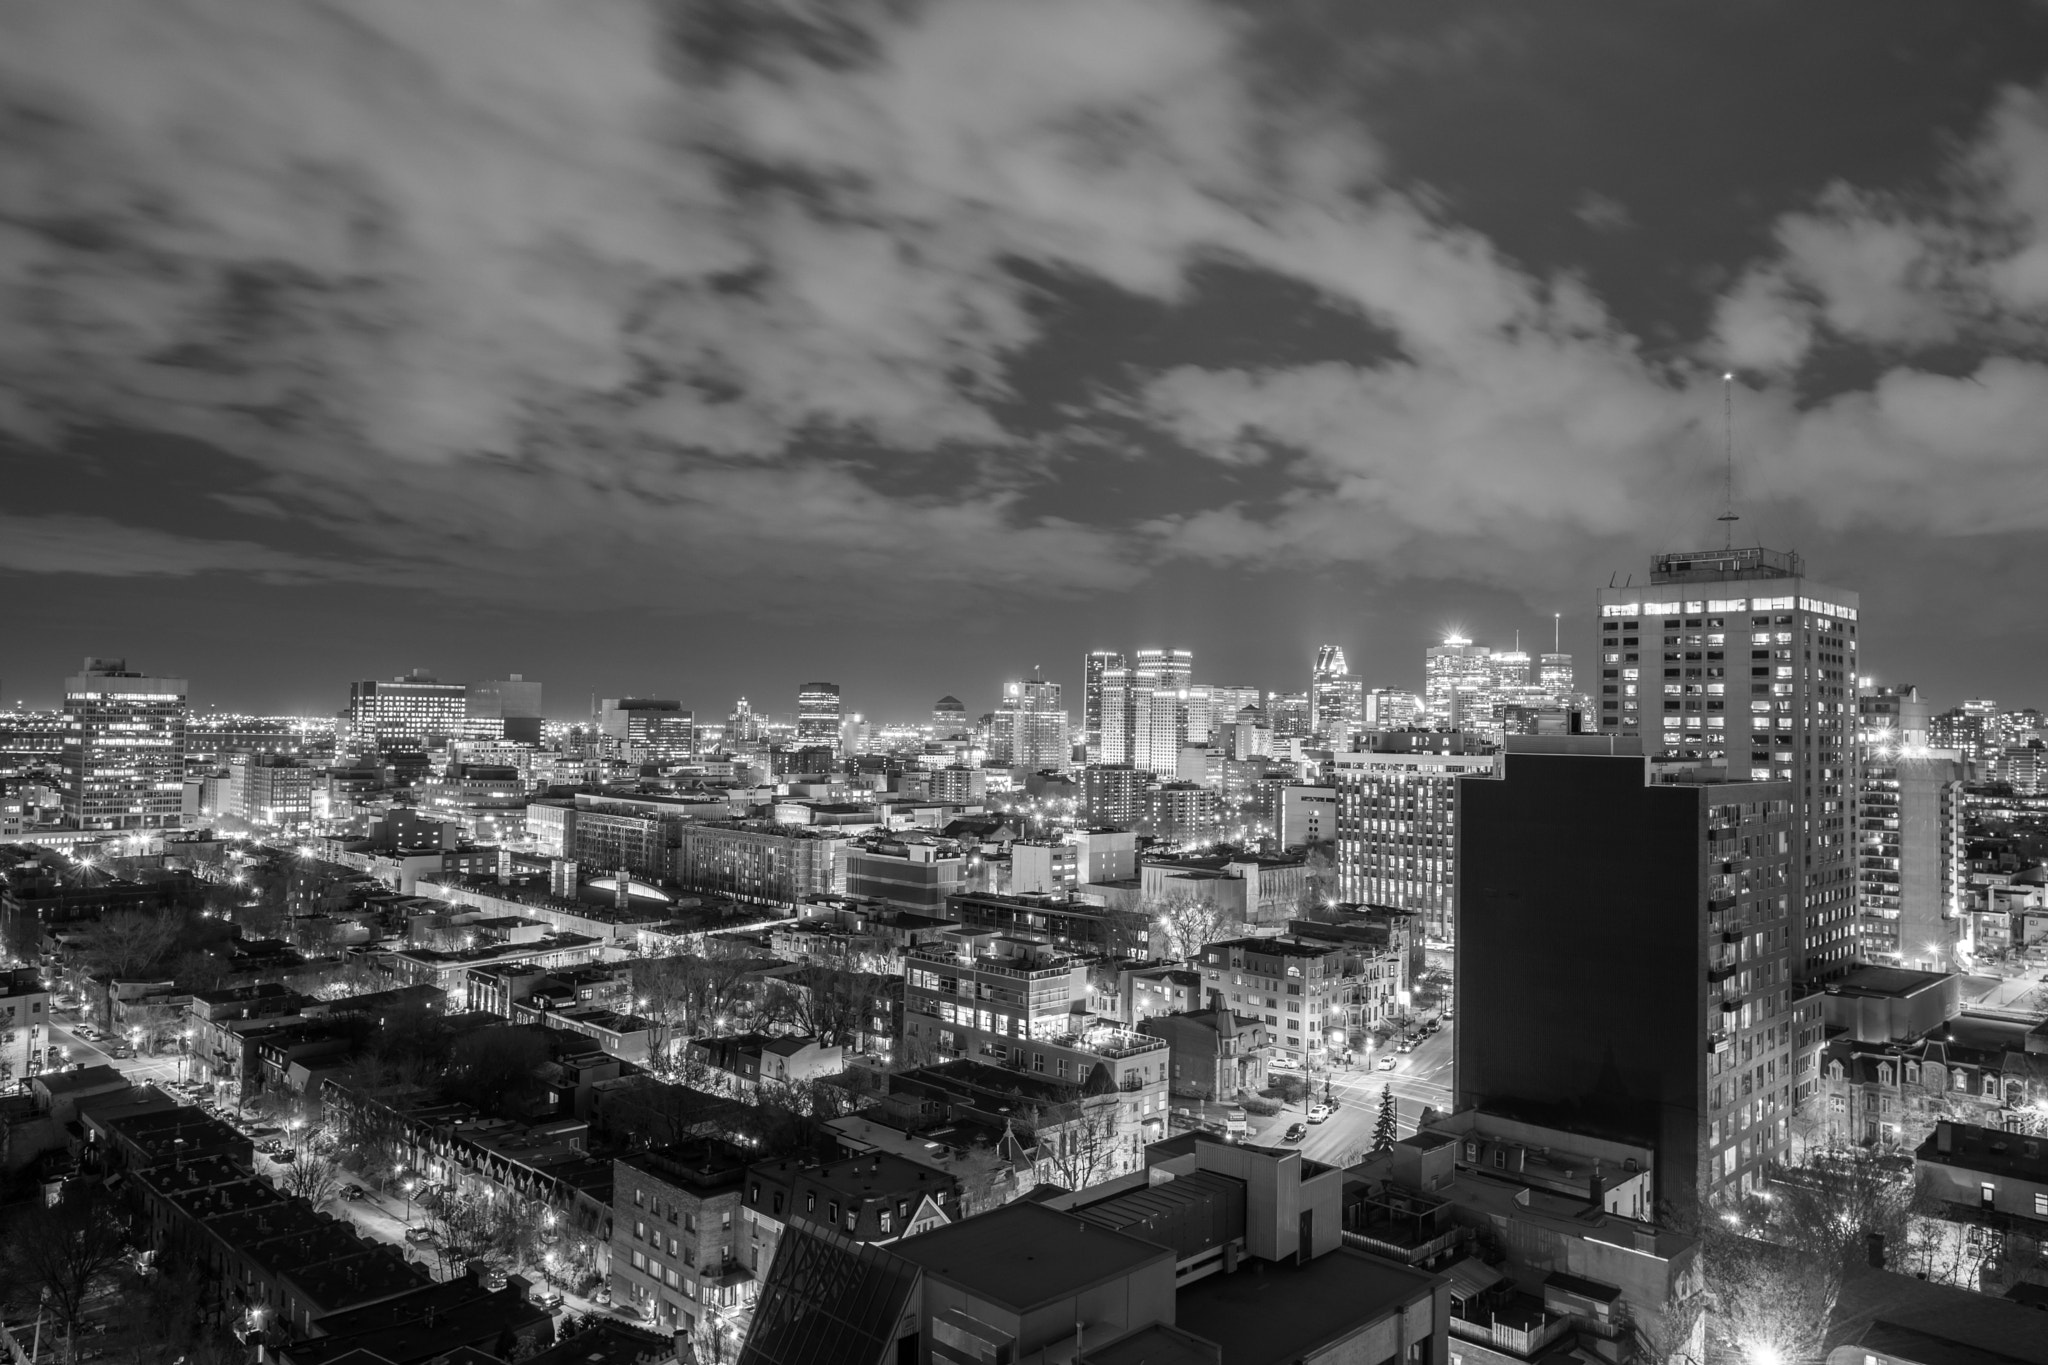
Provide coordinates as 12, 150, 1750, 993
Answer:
1294, 842, 1340, 919
1371, 1085, 1398, 1153
73, 908, 187, 980
280, 1152, 346, 1205
1030, 1101, 1124, 1192
1148, 892, 1234, 961
0, 1188, 132, 1359
1700, 1226, 1836, 1365
445, 1025, 552, 1118
760, 967, 890, 1048
952, 1141, 1020, 1217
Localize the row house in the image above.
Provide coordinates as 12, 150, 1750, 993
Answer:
1820, 1010, 2048, 1152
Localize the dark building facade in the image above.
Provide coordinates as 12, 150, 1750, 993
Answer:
1455, 737, 1796, 1215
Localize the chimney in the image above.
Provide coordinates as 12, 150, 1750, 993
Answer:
1867, 1233, 1886, 1270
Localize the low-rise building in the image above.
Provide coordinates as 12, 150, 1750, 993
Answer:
1197, 936, 1341, 1071
610, 1141, 751, 1341
0, 965, 50, 1091
1139, 1008, 1268, 1101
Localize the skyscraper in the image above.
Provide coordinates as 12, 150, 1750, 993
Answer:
1538, 652, 1575, 702
1856, 683, 1966, 970
61, 657, 187, 831
1082, 650, 1125, 765
1132, 648, 1193, 776
1098, 666, 1135, 767
1309, 645, 1362, 747
342, 670, 467, 756
599, 698, 694, 762
1595, 546, 1861, 981
991, 668, 1069, 772
796, 682, 842, 749
1423, 637, 1491, 728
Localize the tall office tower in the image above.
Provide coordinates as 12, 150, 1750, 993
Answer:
1131, 648, 1194, 776
1423, 637, 1492, 727
599, 698, 694, 762
729, 697, 760, 745
1362, 688, 1425, 731
1538, 653, 1575, 702
1597, 547, 1861, 984
1267, 691, 1311, 740
1082, 650, 1126, 764
1457, 736, 1799, 1212
466, 674, 545, 745
341, 669, 467, 756
1309, 645, 1363, 747
1856, 684, 1966, 970
1486, 648, 1531, 692
932, 695, 970, 741
796, 682, 842, 748
991, 668, 1069, 772
1207, 685, 1261, 723
1330, 735, 1494, 942
61, 657, 188, 831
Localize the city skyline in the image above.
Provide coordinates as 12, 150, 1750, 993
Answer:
7, 6, 2048, 717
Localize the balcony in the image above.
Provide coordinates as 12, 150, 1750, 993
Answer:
1450, 1295, 1573, 1359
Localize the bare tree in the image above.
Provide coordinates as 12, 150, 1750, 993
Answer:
760, 967, 889, 1048
1147, 892, 1234, 961
1699, 1227, 1836, 1365
0, 1188, 131, 1360
1028, 1100, 1124, 1192
280, 1152, 346, 1205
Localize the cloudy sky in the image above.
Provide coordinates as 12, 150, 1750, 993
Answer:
6, 0, 2048, 721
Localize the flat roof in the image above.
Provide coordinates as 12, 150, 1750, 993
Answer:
893, 1200, 1173, 1312
1829, 965, 1953, 999
1172, 1248, 1440, 1365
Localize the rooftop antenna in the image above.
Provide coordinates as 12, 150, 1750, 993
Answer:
1553, 613, 1561, 652
1718, 371, 1740, 549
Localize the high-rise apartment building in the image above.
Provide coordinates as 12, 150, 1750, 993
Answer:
1330, 738, 1494, 943
61, 657, 188, 830
991, 668, 1069, 772
1457, 737, 1799, 1211
796, 682, 842, 749
1423, 638, 1492, 728
1596, 547, 1861, 980
1082, 651, 1126, 765
1267, 691, 1311, 740
1083, 764, 1147, 828
1856, 684, 1966, 970
341, 670, 467, 756
1310, 646, 1362, 747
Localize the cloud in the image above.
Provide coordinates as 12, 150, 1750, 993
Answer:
7, 0, 2048, 622
0, 513, 377, 583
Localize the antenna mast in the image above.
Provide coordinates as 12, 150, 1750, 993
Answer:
1718, 372, 1740, 549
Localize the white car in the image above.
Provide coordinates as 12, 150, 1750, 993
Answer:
1307, 1104, 1331, 1125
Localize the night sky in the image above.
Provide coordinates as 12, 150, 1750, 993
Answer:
6, 2, 2048, 721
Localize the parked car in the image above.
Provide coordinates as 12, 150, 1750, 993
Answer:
1307, 1104, 1331, 1125
405, 1227, 434, 1245
340, 1185, 365, 1202
533, 1287, 563, 1310
272, 1148, 297, 1164
1282, 1122, 1308, 1143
